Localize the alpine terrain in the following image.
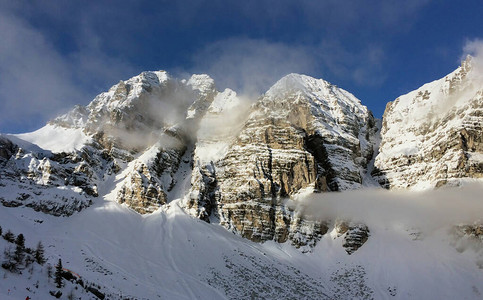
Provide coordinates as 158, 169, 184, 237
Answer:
0, 57, 482, 299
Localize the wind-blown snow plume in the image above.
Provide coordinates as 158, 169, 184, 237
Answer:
424, 39, 483, 118
463, 38, 483, 84
192, 38, 316, 98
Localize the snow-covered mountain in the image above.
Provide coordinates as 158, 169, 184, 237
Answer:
1, 58, 482, 299
0, 71, 217, 216
187, 73, 377, 246
0, 70, 378, 246
373, 56, 483, 189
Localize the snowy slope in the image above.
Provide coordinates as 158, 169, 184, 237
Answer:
1, 185, 483, 299
193, 88, 245, 164
14, 124, 92, 153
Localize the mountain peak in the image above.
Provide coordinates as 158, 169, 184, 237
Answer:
374, 54, 483, 189
266, 73, 331, 98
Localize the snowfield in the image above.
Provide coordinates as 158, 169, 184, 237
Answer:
14, 125, 92, 154
1, 185, 482, 300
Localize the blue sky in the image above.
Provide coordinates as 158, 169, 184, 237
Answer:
0, 0, 482, 133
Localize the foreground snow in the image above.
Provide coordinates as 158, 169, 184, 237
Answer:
1, 186, 482, 299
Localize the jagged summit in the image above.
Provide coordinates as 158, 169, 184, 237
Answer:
49, 71, 170, 129
265, 73, 317, 96
85, 71, 169, 116
186, 74, 216, 95
48, 70, 216, 131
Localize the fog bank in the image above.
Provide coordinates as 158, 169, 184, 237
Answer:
296, 182, 483, 231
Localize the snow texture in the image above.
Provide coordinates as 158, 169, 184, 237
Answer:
0, 186, 482, 299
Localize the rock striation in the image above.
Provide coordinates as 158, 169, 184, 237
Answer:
188, 74, 377, 245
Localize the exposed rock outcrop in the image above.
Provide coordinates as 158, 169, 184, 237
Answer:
455, 224, 483, 239
452, 223, 483, 268
335, 221, 370, 255
116, 133, 187, 214
0, 138, 112, 216
0, 136, 17, 163
188, 74, 377, 245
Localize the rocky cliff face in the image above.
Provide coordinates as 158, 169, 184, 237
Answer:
0, 71, 217, 215
334, 221, 370, 255
58, 71, 217, 214
187, 74, 377, 245
0, 136, 110, 216
115, 134, 186, 214
374, 56, 483, 189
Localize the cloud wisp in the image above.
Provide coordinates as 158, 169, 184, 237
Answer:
191, 38, 317, 98
190, 37, 389, 101
423, 38, 483, 118
295, 183, 483, 232
0, 11, 85, 132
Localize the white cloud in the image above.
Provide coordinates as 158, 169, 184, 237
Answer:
0, 12, 83, 132
463, 39, 483, 57
296, 183, 483, 232
0, 5, 135, 133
